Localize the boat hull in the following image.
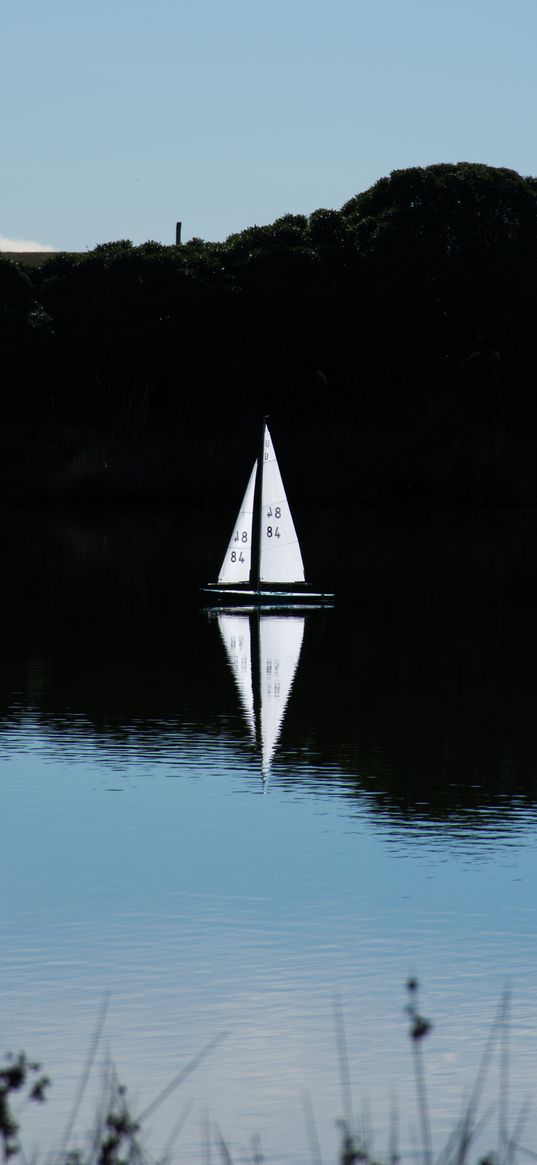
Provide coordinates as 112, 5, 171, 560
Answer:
201, 585, 334, 607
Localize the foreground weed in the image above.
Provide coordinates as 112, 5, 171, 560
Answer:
0, 984, 532, 1165
0, 1052, 50, 1161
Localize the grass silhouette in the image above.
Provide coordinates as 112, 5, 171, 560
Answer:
0, 982, 530, 1165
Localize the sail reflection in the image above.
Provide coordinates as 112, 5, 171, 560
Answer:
216, 611, 305, 778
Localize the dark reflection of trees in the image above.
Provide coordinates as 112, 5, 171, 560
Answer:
0, 506, 236, 746
293, 507, 537, 826
2, 505, 537, 827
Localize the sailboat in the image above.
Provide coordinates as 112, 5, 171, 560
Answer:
203, 419, 334, 605
214, 608, 306, 779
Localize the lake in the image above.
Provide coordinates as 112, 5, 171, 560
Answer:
2, 504, 537, 1165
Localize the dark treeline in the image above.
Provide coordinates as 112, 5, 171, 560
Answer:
3, 160, 537, 503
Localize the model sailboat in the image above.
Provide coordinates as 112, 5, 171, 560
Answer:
203, 420, 334, 605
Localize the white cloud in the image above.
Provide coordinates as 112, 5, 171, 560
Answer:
0, 235, 55, 253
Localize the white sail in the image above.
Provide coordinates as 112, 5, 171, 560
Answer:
259, 425, 305, 584
217, 613, 256, 741
258, 615, 305, 774
218, 461, 257, 585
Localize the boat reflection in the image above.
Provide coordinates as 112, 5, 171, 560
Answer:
213, 610, 306, 781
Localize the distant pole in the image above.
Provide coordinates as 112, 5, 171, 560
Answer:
175, 221, 182, 245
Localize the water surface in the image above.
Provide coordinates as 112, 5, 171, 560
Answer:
2, 506, 537, 1164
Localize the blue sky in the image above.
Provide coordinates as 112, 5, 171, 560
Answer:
2, 0, 537, 251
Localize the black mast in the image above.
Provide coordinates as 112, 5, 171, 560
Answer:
250, 416, 269, 592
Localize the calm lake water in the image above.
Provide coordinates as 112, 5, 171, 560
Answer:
2, 504, 537, 1164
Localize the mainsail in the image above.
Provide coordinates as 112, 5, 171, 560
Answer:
259, 426, 305, 584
